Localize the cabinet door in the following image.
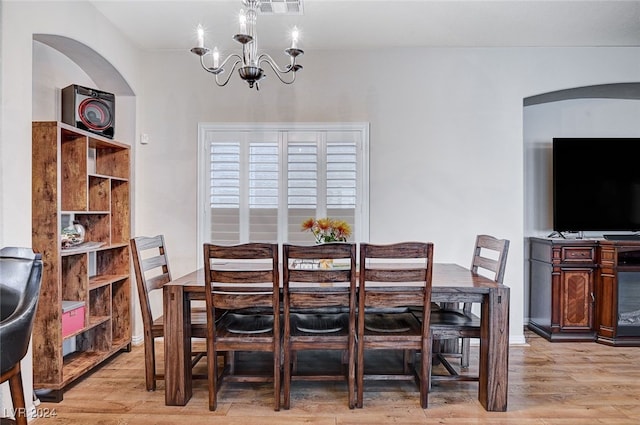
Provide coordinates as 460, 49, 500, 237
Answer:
560, 268, 594, 330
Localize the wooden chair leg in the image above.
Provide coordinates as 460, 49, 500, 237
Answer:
228, 350, 236, 375
207, 338, 217, 411
348, 339, 356, 409
144, 335, 156, 391
283, 342, 291, 409
420, 336, 432, 409
8, 364, 28, 425
356, 339, 364, 408
461, 337, 470, 368
273, 348, 281, 411
403, 349, 415, 374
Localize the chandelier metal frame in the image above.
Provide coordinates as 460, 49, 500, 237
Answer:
190, 0, 304, 90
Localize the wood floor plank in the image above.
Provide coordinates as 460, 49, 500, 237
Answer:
31, 330, 640, 424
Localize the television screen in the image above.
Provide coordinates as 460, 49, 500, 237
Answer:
553, 137, 640, 232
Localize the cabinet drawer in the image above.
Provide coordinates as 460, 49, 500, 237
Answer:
561, 247, 595, 263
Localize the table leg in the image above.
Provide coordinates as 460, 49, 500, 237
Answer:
164, 284, 192, 406
479, 286, 509, 412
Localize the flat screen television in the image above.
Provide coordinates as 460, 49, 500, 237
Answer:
553, 137, 640, 233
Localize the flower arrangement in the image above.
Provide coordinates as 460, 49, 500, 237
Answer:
301, 217, 352, 244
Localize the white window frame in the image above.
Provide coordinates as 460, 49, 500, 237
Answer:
197, 122, 370, 257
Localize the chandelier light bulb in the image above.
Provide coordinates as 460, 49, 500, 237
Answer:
197, 24, 205, 48
213, 47, 220, 68
239, 9, 247, 34
291, 26, 299, 49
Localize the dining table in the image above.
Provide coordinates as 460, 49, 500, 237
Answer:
162, 263, 510, 411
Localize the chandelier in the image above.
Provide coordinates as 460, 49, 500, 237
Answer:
190, 0, 304, 90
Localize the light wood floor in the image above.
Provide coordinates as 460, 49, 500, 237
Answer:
34, 330, 640, 424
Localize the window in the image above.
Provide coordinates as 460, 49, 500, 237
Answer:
198, 123, 369, 248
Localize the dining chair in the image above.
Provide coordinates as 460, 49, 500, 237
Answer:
430, 234, 509, 380
356, 242, 434, 408
282, 242, 357, 409
130, 235, 207, 391
203, 242, 281, 411
0, 247, 43, 425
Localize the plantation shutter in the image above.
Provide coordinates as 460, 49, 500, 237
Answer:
287, 132, 320, 243
209, 140, 240, 244
201, 124, 368, 246
326, 131, 358, 238
249, 135, 279, 242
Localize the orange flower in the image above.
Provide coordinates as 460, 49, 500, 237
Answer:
334, 220, 352, 239
317, 218, 331, 231
301, 217, 315, 231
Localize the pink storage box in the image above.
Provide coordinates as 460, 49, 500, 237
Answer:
62, 300, 85, 337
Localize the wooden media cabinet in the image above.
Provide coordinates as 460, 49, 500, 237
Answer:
529, 237, 640, 346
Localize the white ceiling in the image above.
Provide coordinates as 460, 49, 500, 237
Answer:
88, 0, 640, 52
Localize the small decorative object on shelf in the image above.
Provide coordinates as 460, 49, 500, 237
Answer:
59, 241, 105, 255
61, 221, 85, 248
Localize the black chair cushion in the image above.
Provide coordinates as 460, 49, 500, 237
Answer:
430, 309, 481, 329
0, 248, 43, 376
0, 285, 20, 322
221, 312, 274, 334
292, 312, 347, 334
364, 312, 419, 333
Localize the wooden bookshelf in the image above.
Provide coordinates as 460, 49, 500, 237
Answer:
31, 121, 131, 401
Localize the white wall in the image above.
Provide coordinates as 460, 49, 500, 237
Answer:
3, 0, 640, 416
134, 46, 640, 349
31, 41, 94, 120
1, 0, 141, 416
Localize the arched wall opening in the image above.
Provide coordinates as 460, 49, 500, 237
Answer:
34, 34, 134, 96
32, 34, 137, 144
31, 32, 141, 336
522, 82, 640, 321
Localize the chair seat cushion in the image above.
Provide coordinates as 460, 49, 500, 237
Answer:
365, 306, 412, 314
0, 285, 20, 321
290, 306, 348, 314
364, 312, 419, 333
221, 312, 274, 334
430, 309, 480, 328
408, 303, 440, 321
292, 312, 347, 334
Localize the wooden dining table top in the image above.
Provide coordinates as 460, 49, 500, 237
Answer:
167, 263, 506, 293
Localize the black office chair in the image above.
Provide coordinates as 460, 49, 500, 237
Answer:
0, 247, 43, 425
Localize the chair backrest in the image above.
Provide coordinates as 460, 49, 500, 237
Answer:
0, 247, 43, 374
130, 235, 172, 330
282, 243, 357, 309
470, 235, 510, 284
203, 242, 280, 314
359, 242, 434, 312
